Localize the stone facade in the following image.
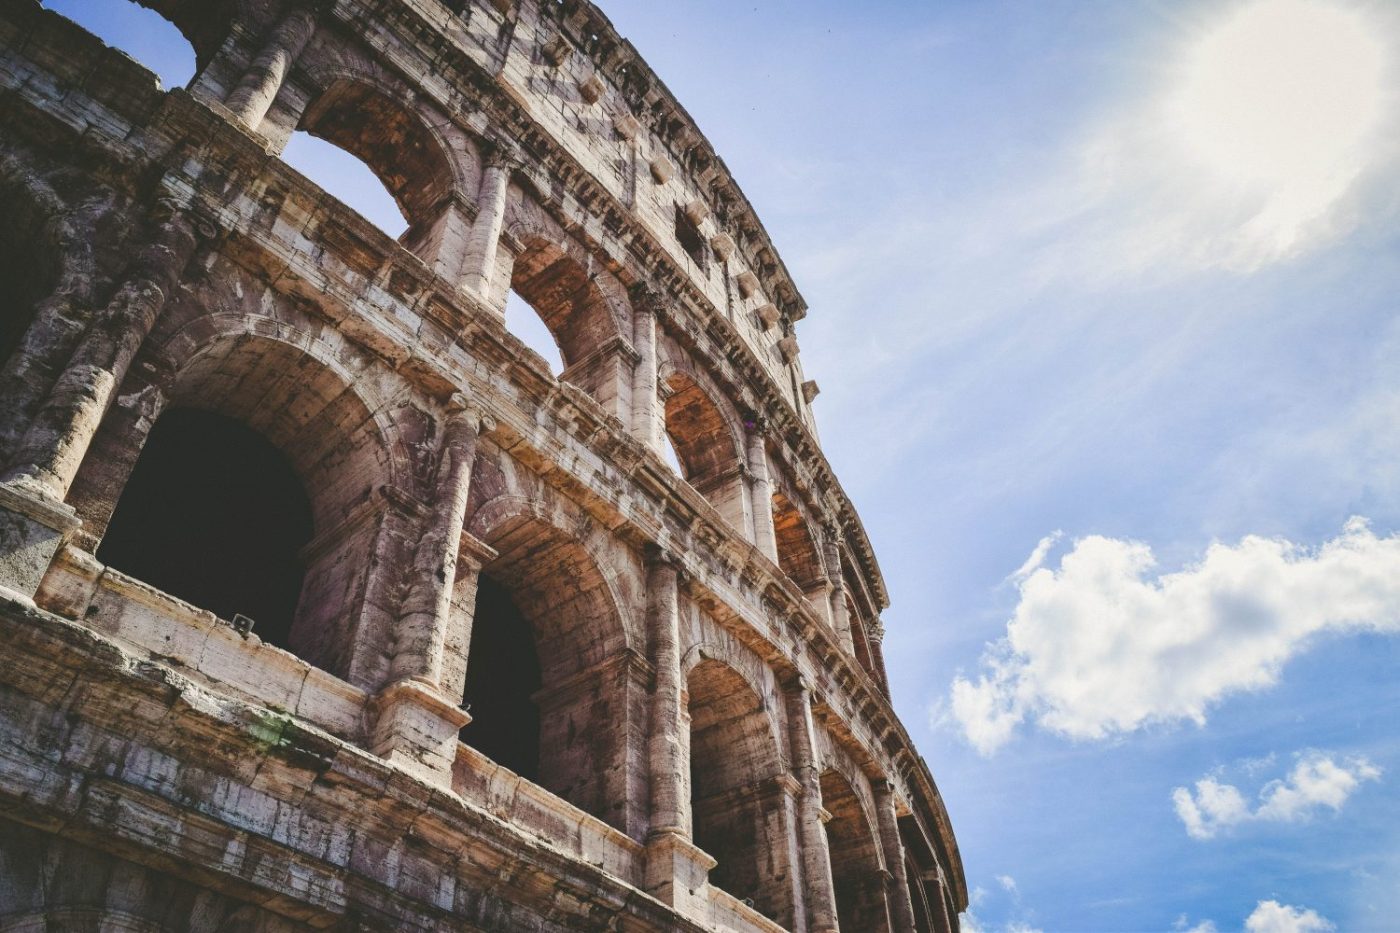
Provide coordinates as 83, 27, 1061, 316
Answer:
0, 0, 966, 929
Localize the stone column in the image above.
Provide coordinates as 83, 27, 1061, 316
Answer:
746, 419, 777, 561
0, 201, 205, 600
372, 398, 490, 784
874, 779, 919, 933
389, 397, 489, 686
824, 529, 855, 655
645, 545, 686, 838
460, 144, 516, 299
784, 677, 839, 933
224, 8, 318, 131
643, 546, 714, 918
630, 282, 664, 455
870, 616, 893, 695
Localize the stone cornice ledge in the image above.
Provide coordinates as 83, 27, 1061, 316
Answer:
0, 596, 714, 931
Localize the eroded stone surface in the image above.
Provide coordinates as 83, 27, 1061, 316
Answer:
0, 1, 964, 930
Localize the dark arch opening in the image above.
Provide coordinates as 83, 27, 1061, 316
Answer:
464, 510, 634, 833
687, 658, 795, 927
821, 769, 891, 933
97, 408, 313, 649
460, 574, 542, 780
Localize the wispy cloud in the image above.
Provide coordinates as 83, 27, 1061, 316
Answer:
1245, 900, 1335, 933
949, 518, 1400, 754
1173, 752, 1381, 839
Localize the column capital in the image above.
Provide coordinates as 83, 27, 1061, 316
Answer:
444, 393, 495, 433
629, 279, 666, 316
482, 137, 523, 172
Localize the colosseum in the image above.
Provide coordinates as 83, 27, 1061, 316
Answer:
0, 0, 966, 929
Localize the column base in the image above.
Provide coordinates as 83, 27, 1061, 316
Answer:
0, 479, 79, 601
643, 831, 716, 920
368, 678, 471, 785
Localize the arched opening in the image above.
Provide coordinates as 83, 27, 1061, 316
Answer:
464, 508, 634, 834
460, 575, 542, 779
821, 769, 891, 933
292, 80, 457, 244
280, 133, 406, 239
504, 287, 563, 374
900, 816, 954, 933
97, 409, 312, 649
43, 0, 197, 90
687, 658, 795, 927
771, 489, 822, 590
663, 372, 747, 533
508, 240, 616, 370
91, 335, 390, 679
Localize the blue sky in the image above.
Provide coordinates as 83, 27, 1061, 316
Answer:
49, 1, 1400, 930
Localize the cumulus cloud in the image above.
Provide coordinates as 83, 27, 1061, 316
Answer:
950, 518, 1400, 754
1245, 900, 1335, 933
1173, 752, 1381, 839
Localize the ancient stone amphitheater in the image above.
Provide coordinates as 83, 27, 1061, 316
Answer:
0, 0, 965, 929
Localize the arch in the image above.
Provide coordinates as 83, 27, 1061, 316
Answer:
93, 323, 397, 681
821, 768, 892, 933
465, 492, 637, 834
297, 78, 462, 229
505, 233, 628, 370
685, 656, 796, 928
661, 369, 748, 533
98, 408, 314, 649
771, 487, 823, 590
46, 0, 200, 89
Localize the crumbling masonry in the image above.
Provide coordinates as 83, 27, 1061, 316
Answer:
0, 0, 966, 929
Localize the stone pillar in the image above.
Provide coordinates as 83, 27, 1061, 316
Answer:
642, 547, 714, 918
746, 420, 777, 561
824, 529, 855, 655
0, 201, 205, 600
224, 8, 318, 131
630, 283, 664, 455
372, 398, 490, 784
784, 677, 839, 933
389, 397, 489, 686
460, 144, 516, 299
644, 545, 686, 839
874, 780, 919, 933
870, 616, 893, 695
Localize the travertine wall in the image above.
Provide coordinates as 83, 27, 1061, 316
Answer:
0, 0, 965, 930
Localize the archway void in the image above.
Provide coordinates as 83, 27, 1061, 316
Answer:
663, 373, 746, 532
504, 288, 564, 374
43, 0, 196, 90
466, 509, 633, 833
98, 408, 313, 649
821, 769, 891, 933
281, 132, 407, 239
687, 658, 794, 927
460, 574, 542, 780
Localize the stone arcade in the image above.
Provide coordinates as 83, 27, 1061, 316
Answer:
0, 0, 966, 929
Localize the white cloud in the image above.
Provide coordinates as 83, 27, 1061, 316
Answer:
996, 874, 1018, 894
1173, 752, 1381, 839
950, 518, 1400, 754
1175, 918, 1219, 933
1245, 900, 1335, 933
